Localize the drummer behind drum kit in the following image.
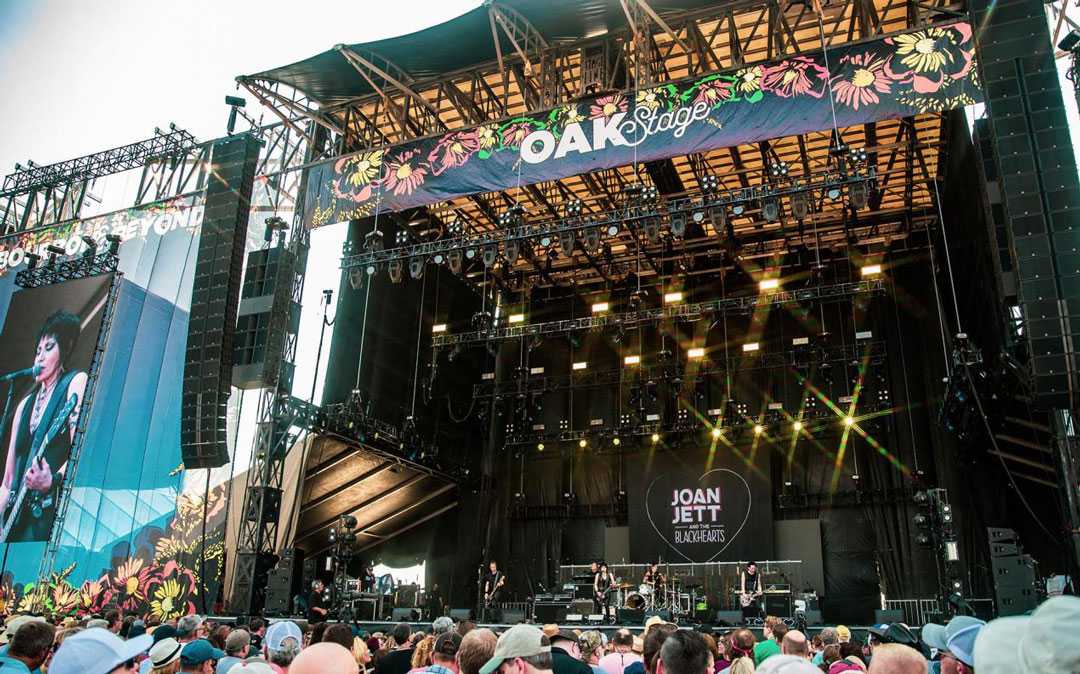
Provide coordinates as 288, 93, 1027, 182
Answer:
620, 576, 701, 616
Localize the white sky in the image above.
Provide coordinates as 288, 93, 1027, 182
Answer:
0, 0, 482, 172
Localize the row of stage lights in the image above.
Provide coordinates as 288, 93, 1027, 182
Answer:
22, 234, 122, 271
530, 413, 861, 453
428, 263, 883, 336
346, 152, 876, 285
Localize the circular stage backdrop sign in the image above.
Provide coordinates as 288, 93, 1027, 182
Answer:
630, 445, 772, 563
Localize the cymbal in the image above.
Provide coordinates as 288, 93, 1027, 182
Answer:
615, 583, 635, 589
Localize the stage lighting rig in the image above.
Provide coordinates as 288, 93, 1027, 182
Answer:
504, 239, 521, 265
409, 256, 425, 279
670, 211, 687, 238
558, 229, 576, 254
762, 197, 780, 222
701, 174, 720, 193
791, 192, 810, 221
583, 227, 602, 253
45, 244, 65, 267
447, 220, 465, 237
769, 161, 790, 179
81, 235, 98, 258
447, 249, 463, 274
395, 229, 411, 247
482, 244, 498, 268
388, 259, 404, 284
849, 182, 869, 210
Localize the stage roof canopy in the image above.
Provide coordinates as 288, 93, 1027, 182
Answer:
248, 0, 724, 103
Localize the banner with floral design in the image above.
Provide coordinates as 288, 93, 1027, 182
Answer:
303, 22, 980, 228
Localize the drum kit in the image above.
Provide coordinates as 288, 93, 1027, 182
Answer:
619, 576, 696, 614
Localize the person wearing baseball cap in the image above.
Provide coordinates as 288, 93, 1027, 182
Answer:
479, 625, 553, 674
48, 627, 153, 674
973, 595, 1080, 673
419, 632, 463, 674
548, 629, 591, 674
263, 621, 303, 673
179, 639, 225, 673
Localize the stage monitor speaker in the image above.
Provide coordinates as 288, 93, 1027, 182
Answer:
645, 609, 672, 622
715, 611, 743, 626
502, 608, 526, 624
181, 133, 260, 468
534, 603, 568, 624
392, 608, 421, 622
874, 609, 904, 624
799, 609, 823, 625
617, 608, 645, 625
571, 599, 594, 616
449, 608, 473, 621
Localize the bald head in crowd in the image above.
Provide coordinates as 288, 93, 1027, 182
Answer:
781, 631, 809, 658
290, 642, 358, 674
867, 644, 928, 674
457, 628, 498, 674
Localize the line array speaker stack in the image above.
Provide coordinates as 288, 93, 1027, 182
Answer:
988, 527, 1038, 616
971, 0, 1080, 405
181, 133, 261, 468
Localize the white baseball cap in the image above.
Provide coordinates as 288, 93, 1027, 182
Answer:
973, 596, 1080, 673
49, 628, 153, 674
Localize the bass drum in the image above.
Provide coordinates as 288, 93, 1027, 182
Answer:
625, 592, 645, 610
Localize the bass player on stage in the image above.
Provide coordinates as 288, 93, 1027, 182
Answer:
0, 311, 86, 543
483, 560, 506, 607
739, 561, 764, 622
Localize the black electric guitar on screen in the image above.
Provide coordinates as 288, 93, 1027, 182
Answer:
0, 394, 78, 542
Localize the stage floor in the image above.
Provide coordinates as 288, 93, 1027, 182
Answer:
209, 616, 888, 640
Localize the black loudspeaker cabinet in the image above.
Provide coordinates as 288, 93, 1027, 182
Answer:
799, 609, 823, 625
392, 608, 421, 622
715, 610, 744, 626
765, 593, 793, 617
874, 609, 904, 624
265, 568, 292, 616
485, 608, 504, 623
534, 603, 568, 624
645, 609, 672, 622
181, 133, 260, 468
618, 608, 646, 625
502, 608, 526, 624
449, 608, 473, 621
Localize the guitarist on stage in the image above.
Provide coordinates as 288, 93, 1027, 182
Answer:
483, 560, 506, 608
593, 562, 613, 618
0, 311, 86, 543
739, 561, 764, 622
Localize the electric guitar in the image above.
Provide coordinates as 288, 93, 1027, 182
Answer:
484, 573, 505, 607
0, 393, 78, 542
739, 589, 763, 607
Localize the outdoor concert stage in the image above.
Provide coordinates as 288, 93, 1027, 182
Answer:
0, 0, 1073, 626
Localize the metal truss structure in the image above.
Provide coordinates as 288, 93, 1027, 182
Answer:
473, 340, 887, 399
432, 278, 884, 346
243, 0, 960, 286
499, 398, 895, 448
1, 128, 203, 234
341, 167, 877, 272
14, 251, 119, 289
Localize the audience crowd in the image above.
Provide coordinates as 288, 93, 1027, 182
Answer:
0, 595, 1075, 674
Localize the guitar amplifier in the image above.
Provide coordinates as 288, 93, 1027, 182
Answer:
764, 593, 792, 617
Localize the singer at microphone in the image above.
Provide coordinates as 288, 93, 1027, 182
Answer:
0, 310, 87, 543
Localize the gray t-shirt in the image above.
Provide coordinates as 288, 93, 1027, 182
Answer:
216, 655, 244, 674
